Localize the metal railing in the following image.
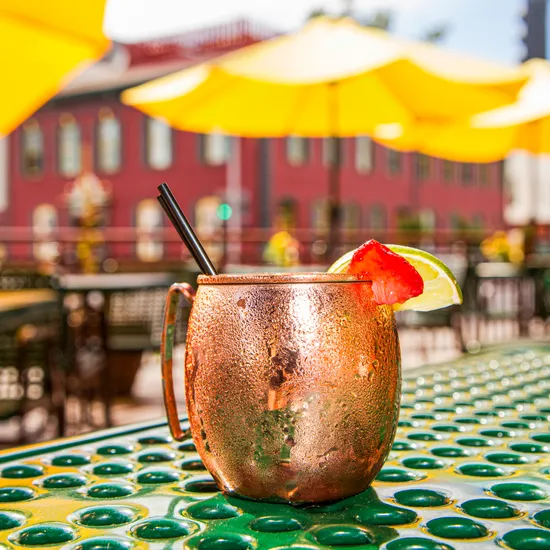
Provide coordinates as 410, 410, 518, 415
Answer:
0, 226, 488, 270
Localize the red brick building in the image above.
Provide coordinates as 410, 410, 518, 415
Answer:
0, 20, 503, 264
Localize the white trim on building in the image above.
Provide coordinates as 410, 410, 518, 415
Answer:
0, 137, 8, 213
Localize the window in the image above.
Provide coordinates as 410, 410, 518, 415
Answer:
65, 172, 111, 227
419, 209, 436, 231
145, 116, 173, 170
201, 132, 231, 166
461, 163, 474, 184
397, 207, 415, 231
369, 204, 386, 230
21, 119, 44, 177
387, 148, 402, 176
286, 136, 309, 166
32, 204, 58, 262
194, 196, 223, 262
450, 212, 464, 230
415, 153, 431, 181
136, 199, 164, 262
443, 160, 454, 182
96, 108, 121, 174
355, 136, 373, 174
58, 114, 81, 177
341, 202, 361, 230
312, 198, 331, 233
479, 163, 489, 186
195, 196, 222, 234
472, 214, 484, 229
277, 198, 298, 230
322, 138, 344, 167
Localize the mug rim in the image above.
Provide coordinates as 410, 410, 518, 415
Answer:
197, 272, 371, 285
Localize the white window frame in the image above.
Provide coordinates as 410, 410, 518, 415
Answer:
21, 119, 44, 178
286, 136, 309, 166
97, 108, 122, 174
355, 136, 373, 174
145, 116, 173, 170
58, 114, 82, 178
204, 131, 231, 166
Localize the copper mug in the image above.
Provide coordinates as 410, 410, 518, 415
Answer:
161, 273, 401, 504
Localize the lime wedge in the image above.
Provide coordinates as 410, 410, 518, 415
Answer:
328, 245, 463, 312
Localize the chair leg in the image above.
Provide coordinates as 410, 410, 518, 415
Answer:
99, 297, 113, 428
102, 355, 113, 428
15, 339, 27, 445
48, 343, 66, 438
451, 313, 466, 353
420, 329, 429, 362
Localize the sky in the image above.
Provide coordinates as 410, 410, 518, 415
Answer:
104, 0, 531, 66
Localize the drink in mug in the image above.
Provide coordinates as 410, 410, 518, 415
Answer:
161, 241, 461, 503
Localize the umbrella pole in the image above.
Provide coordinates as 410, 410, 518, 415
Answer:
529, 154, 539, 224
328, 139, 342, 259
531, 120, 541, 226
328, 82, 341, 260
226, 135, 242, 266
528, 120, 541, 224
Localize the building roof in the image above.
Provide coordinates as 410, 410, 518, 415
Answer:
58, 19, 278, 98
59, 57, 195, 97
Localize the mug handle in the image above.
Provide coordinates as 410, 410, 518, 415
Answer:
161, 282, 196, 441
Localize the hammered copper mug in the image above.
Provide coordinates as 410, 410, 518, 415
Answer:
161, 272, 401, 504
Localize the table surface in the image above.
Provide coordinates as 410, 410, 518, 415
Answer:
55, 272, 176, 292
0, 290, 58, 334
0, 344, 549, 549
0, 290, 57, 313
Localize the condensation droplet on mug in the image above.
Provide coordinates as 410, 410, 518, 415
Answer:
357, 363, 368, 378
267, 342, 277, 359
322, 447, 338, 457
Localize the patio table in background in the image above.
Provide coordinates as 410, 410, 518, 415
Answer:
55, 272, 178, 433
472, 262, 534, 340
0, 343, 549, 549
0, 290, 57, 332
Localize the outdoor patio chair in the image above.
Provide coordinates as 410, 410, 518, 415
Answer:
107, 287, 188, 396
0, 313, 61, 447
467, 262, 535, 344
0, 269, 55, 290
395, 252, 468, 359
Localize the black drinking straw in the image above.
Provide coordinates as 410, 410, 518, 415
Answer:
157, 183, 218, 276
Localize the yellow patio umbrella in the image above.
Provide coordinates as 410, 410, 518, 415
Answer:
122, 16, 527, 251
122, 16, 526, 137
0, 0, 110, 136
375, 59, 550, 162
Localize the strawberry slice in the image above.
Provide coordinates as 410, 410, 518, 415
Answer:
347, 240, 424, 305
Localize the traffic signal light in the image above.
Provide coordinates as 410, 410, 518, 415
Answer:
521, 0, 547, 62
217, 203, 232, 221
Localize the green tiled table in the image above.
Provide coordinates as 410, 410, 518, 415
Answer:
0, 290, 58, 334
0, 345, 549, 549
